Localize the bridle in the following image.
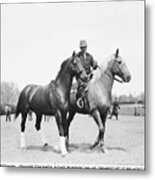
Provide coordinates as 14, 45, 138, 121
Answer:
104, 65, 123, 84
114, 58, 126, 83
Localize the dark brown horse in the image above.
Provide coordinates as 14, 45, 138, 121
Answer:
67, 49, 131, 152
15, 52, 87, 156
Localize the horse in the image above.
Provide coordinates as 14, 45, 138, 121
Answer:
15, 51, 87, 157
0, 104, 16, 122
66, 49, 131, 152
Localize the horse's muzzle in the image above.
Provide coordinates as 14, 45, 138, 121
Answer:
124, 75, 131, 82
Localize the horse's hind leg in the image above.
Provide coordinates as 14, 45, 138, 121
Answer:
20, 112, 28, 150
9, 114, 11, 122
35, 113, 48, 147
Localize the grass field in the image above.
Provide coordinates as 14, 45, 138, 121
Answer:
119, 104, 145, 116
1, 114, 145, 169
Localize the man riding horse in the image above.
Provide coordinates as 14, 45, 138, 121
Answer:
76, 40, 98, 108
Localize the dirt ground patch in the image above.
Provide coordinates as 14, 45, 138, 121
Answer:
1, 114, 145, 169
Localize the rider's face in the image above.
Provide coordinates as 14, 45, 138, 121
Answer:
80, 46, 87, 53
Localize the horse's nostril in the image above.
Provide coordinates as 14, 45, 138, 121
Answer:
127, 75, 131, 82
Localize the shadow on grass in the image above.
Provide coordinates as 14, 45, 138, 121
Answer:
25, 143, 127, 154
26, 145, 58, 153
68, 143, 127, 153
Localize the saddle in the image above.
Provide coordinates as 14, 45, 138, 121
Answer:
76, 73, 94, 109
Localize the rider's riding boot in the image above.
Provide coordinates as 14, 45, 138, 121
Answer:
76, 92, 84, 108
76, 89, 85, 109
76, 81, 88, 108
77, 97, 84, 108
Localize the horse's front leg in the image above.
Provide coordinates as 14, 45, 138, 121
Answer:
55, 110, 68, 157
35, 113, 48, 147
65, 111, 76, 149
99, 111, 108, 153
90, 110, 108, 153
90, 110, 105, 150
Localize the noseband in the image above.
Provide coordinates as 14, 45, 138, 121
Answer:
104, 67, 123, 83
114, 77, 123, 83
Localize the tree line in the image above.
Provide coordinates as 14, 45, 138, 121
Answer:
1, 82, 20, 106
113, 92, 144, 104
1, 81, 144, 106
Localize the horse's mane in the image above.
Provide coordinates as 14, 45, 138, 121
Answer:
55, 58, 70, 81
92, 54, 115, 82
61, 59, 70, 69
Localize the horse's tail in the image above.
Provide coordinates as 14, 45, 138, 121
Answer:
14, 100, 21, 120
14, 85, 32, 120
14, 90, 25, 120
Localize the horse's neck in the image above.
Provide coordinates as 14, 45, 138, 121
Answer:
102, 69, 114, 92
90, 65, 114, 94
55, 66, 73, 98
99, 56, 114, 91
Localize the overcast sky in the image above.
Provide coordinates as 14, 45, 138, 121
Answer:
1, 0, 144, 96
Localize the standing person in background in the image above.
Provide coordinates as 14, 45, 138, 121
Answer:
109, 97, 120, 120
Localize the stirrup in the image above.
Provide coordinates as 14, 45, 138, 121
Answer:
77, 98, 84, 109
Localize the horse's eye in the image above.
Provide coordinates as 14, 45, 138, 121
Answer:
117, 60, 122, 64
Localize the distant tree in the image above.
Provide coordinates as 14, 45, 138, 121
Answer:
112, 92, 144, 104
1, 82, 20, 105
138, 92, 145, 103
118, 94, 129, 102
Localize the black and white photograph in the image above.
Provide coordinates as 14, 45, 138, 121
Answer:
0, 0, 145, 170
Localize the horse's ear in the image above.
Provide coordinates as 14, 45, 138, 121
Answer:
115, 48, 119, 58
72, 51, 76, 57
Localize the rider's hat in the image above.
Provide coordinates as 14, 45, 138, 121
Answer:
79, 40, 87, 48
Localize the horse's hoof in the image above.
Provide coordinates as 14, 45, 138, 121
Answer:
101, 146, 108, 154
42, 143, 48, 151
61, 151, 68, 157
67, 145, 72, 152
90, 144, 96, 150
44, 143, 48, 147
89, 141, 99, 150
